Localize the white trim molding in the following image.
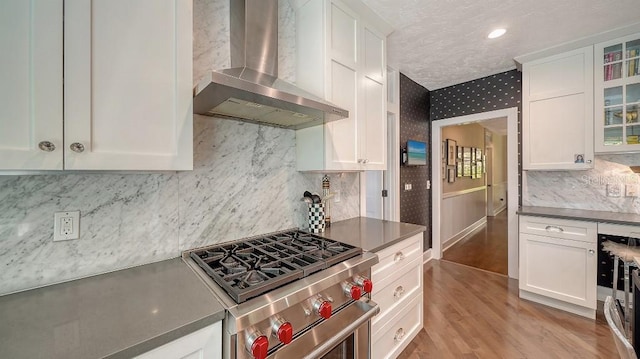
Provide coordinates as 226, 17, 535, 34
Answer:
431, 107, 519, 279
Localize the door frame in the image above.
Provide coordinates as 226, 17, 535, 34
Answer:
431, 107, 519, 278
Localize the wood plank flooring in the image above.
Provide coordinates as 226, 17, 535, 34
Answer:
443, 210, 508, 275
397, 260, 618, 359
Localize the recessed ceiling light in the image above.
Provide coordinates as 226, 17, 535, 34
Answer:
488, 28, 506, 39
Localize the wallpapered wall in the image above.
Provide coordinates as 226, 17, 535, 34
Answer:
430, 70, 522, 121
399, 74, 432, 249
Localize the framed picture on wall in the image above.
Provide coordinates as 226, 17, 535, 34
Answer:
447, 167, 455, 183
441, 141, 446, 160
446, 139, 457, 166
456, 158, 463, 177
462, 147, 472, 177
471, 162, 477, 179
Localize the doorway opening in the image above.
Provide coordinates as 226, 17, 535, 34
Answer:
431, 107, 519, 279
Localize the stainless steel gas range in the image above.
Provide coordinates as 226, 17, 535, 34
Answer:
183, 229, 379, 359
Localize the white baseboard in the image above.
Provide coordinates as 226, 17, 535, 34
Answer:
442, 217, 487, 252
489, 203, 506, 217
423, 249, 432, 264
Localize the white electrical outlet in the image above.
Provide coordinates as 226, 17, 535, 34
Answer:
626, 184, 640, 197
54, 211, 80, 241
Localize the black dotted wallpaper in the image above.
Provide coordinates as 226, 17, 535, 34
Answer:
430, 69, 522, 121
430, 69, 523, 205
399, 73, 432, 249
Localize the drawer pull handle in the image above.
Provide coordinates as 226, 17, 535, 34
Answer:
394, 328, 405, 342
394, 286, 405, 299
38, 141, 56, 152
545, 225, 564, 233
394, 252, 405, 262
588, 249, 595, 255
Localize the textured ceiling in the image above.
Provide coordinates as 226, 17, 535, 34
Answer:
361, 0, 640, 90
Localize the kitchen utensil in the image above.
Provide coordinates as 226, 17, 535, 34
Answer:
301, 197, 313, 204
311, 194, 322, 204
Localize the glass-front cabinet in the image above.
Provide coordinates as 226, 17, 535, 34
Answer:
596, 33, 640, 152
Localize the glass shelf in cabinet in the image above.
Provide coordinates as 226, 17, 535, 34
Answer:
604, 127, 623, 146
627, 83, 640, 104
605, 86, 623, 106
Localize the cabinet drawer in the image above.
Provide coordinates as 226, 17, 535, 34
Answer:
372, 233, 422, 280
372, 293, 422, 359
371, 258, 422, 327
598, 222, 640, 237
519, 215, 596, 243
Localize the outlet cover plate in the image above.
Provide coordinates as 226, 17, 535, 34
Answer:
54, 211, 80, 241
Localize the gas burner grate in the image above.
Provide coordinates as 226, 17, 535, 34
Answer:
189, 229, 362, 303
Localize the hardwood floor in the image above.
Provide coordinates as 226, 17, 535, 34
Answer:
397, 260, 618, 359
443, 210, 508, 275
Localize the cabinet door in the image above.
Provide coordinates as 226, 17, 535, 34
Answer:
0, 0, 63, 170
360, 26, 387, 170
522, 47, 593, 170
64, 0, 193, 170
324, 2, 359, 171
595, 33, 640, 153
519, 233, 597, 309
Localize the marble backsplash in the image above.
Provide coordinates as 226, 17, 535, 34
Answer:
523, 154, 640, 213
0, 0, 360, 295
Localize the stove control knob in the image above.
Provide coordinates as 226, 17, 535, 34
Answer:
342, 281, 362, 300
312, 297, 332, 319
354, 275, 373, 293
246, 330, 269, 359
271, 318, 293, 345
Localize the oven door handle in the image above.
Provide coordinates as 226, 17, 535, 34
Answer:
302, 300, 380, 359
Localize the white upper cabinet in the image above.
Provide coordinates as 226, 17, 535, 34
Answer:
595, 33, 640, 153
0, 0, 193, 171
0, 0, 64, 170
294, 0, 391, 171
522, 47, 594, 170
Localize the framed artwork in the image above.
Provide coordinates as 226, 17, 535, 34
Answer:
471, 162, 477, 179
442, 161, 446, 181
456, 159, 463, 177
446, 139, 457, 166
471, 147, 476, 163
476, 148, 483, 179
407, 140, 427, 166
462, 147, 472, 177
447, 167, 456, 183
441, 141, 446, 160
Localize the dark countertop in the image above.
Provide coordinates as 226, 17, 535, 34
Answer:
518, 206, 640, 226
0, 258, 225, 359
321, 217, 426, 252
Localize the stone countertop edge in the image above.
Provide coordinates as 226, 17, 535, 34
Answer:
518, 206, 640, 226
320, 217, 426, 253
0, 257, 225, 359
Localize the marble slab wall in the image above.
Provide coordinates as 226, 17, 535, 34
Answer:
523, 154, 640, 213
0, 0, 360, 296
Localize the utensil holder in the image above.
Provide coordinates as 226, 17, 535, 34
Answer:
308, 203, 325, 233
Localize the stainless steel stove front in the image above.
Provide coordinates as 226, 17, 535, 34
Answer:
184, 251, 379, 359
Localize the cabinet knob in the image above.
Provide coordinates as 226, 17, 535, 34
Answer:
586, 160, 592, 164
394, 252, 405, 262
70, 142, 85, 153
393, 285, 405, 299
588, 249, 595, 255
38, 141, 56, 152
394, 327, 405, 342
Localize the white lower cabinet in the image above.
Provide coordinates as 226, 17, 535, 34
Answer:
134, 321, 221, 359
371, 233, 423, 359
519, 216, 597, 318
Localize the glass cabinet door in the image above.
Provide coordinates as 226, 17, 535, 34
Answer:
596, 34, 640, 152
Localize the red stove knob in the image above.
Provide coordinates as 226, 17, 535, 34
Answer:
354, 275, 373, 293
342, 282, 362, 300
318, 301, 332, 319
276, 322, 293, 344
246, 330, 269, 359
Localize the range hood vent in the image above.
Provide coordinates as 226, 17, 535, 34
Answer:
193, 0, 348, 130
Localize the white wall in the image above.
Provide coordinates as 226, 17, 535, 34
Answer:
440, 187, 487, 248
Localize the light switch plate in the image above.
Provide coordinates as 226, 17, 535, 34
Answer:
54, 211, 80, 241
626, 184, 639, 197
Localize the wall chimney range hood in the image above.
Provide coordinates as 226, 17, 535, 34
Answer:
193, 0, 348, 130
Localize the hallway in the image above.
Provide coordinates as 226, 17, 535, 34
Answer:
442, 210, 508, 275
